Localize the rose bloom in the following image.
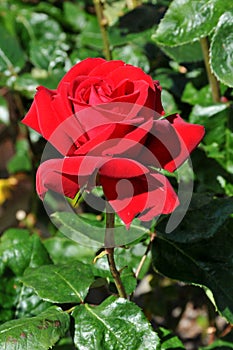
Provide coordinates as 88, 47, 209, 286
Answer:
22, 58, 204, 228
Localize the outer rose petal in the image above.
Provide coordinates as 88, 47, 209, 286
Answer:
36, 156, 107, 199
22, 86, 58, 139
165, 114, 205, 171
138, 172, 179, 221
138, 115, 205, 172
100, 169, 178, 228
145, 81, 165, 116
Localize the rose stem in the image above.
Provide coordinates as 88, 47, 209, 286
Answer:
93, 0, 112, 61
200, 37, 220, 103
105, 209, 127, 299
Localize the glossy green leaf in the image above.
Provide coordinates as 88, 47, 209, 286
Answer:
63, 2, 87, 31
161, 41, 203, 63
153, 0, 233, 46
182, 83, 213, 106
190, 104, 233, 173
157, 327, 185, 349
161, 89, 179, 115
0, 306, 69, 350
210, 11, 233, 87
51, 211, 149, 248
112, 44, 150, 72
72, 296, 159, 349
0, 229, 51, 276
152, 215, 233, 323
21, 262, 95, 303
94, 242, 151, 281
157, 195, 233, 243
29, 41, 69, 71
43, 237, 96, 265
15, 284, 52, 319
0, 23, 25, 75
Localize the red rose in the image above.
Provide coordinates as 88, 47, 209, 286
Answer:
22, 58, 205, 228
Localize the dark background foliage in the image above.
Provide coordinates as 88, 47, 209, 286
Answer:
0, 0, 233, 349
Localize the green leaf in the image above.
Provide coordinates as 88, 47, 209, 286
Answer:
0, 95, 9, 124
112, 44, 150, 72
190, 104, 233, 173
72, 296, 159, 350
43, 237, 96, 265
200, 339, 233, 349
157, 196, 233, 243
182, 83, 213, 106
0, 306, 70, 350
94, 242, 151, 281
21, 263, 95, 303
152, 0, 233, 46
161, 89, 179, 115
0, 229, 51, 276
210, 11, 233, 87
152, 214, 233, 323
51, 211, 149, 248
0, 23, 25, 75
7, 139, 32, 174
15, 284, 52, 319
63, 2, 87, 31
157, 327, 185, 349
161, 41, 203, 63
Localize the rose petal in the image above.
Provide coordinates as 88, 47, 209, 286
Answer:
99, 158, 150, 178
100, 169, 178, 227
106, 65, 155, 90
22, 86, 58, 139
101, 119, 153, 158
137, 118, 181, 169
88, 60, 125, 77
36, 156, 106, 199
58, 58, 105, 89
145, 81, 165, 116
138, 172, 179, 221
165, 114, 205, 171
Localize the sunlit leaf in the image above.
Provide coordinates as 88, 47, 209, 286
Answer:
210, 11, 233, 87
153, 0, 233, 46
72, 297, 159, 349
0, 306, 70, 350
21, 263, 95, 303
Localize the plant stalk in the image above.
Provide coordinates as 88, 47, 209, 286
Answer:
105, 210, 127, 299
93, 0, 112, 60
200, 37, 220, 103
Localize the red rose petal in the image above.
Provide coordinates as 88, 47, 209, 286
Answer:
88, 60, 125, 77
99, 158, 149, 178
58, 58, 105, 89
165, 114, 205, 171
106, 65, 155, 90
138, 172, 179, 221
36, 156, 106, 199
22, 86, 58, 139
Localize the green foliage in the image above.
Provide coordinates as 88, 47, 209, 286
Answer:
72, 296, 160, 350
152, 196, 233, 323
210, 11, 233, 87
0, 306, 70, 350
152, 0, 233, 46
21, 263, 95, 304
0, 0, 233, 349
51, 211, 149, 248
